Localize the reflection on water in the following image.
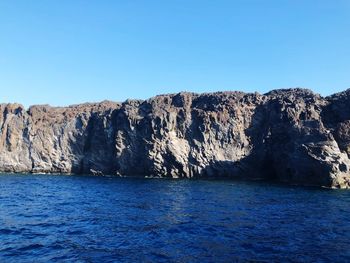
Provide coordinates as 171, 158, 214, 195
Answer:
0, 174, 349, 262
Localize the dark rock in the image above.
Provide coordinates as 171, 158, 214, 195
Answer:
0, 88, 350, 188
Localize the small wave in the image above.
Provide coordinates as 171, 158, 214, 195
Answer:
0, 228, 20, 235
18, 243, 44, 251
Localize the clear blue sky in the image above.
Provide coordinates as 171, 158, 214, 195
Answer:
1, 0, 349, 107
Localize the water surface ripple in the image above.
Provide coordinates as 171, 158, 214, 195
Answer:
0, 174, 349, 262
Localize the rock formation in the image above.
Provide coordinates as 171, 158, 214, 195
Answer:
0, 88, 350, 188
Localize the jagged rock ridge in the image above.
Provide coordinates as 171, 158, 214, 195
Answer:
1, 88, 350, 188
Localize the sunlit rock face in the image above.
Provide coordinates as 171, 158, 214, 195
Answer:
0, 88, 350, 188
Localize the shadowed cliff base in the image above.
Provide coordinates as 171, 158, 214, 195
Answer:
1, 88, 350, 188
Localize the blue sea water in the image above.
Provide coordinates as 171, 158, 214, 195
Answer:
0, 174, 349, 262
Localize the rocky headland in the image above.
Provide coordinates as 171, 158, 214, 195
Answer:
1, 88, 350, 188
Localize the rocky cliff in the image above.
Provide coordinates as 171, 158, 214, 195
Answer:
1, 88, 350, 188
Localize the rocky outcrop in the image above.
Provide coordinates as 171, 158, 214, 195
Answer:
1, 88, 350, 188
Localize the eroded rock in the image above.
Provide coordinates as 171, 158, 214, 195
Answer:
0, 89, 349, 188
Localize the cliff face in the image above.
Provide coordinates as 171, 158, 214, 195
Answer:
1, 88, 350, 188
